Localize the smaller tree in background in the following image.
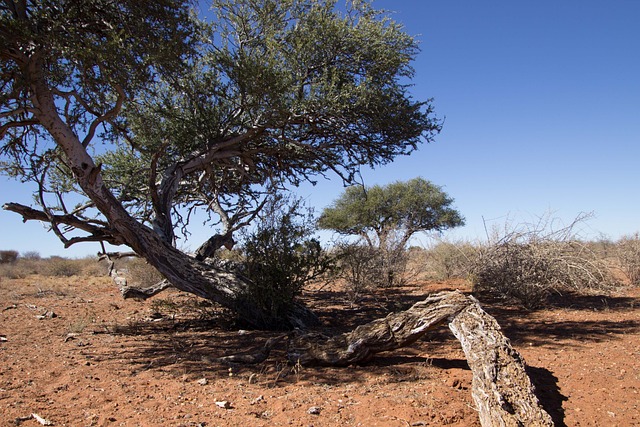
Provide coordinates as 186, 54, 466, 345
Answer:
319, 177, 464, 288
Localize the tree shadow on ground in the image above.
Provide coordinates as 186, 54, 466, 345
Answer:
545, 292, 638, 311
527, 366, 567, 427
88, 284, 632, 427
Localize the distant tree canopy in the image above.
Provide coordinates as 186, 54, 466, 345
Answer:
318, 177, 464, 250
0, 0, 442, 328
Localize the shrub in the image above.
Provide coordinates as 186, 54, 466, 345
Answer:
125, 257, 165, 287
21, 251, 41, 260
615, 233, 640, 285
0, 250, 18, 264
240, 195, 331, 327
43, 256, 84, 277
332, 243, 385, 298
425, 240, 476, 280
471, 214, 620, 309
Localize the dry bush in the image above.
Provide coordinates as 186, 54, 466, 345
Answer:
333, 243, 384, 298
0, 250, 19, 264
21, 251, 41, 260
471, 214, 621, 309
615, 233, 640, 285
332, 243, 410, 299
42, 256, 85, 277
124, 257, 165, 287
424, 240, 477, 280
75, 256, 109, 277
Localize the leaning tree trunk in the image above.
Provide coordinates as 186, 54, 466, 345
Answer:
19, 65, 318, 331
449, 299, 554, 427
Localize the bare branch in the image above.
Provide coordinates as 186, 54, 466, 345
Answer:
81, 84, 126, 147
3, 202, 124, 246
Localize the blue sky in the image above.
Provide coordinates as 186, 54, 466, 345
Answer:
1, 0, 639, 257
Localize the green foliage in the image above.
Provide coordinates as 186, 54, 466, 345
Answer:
320, 178, 463, 292
240, 195, 331, 327
319, 178, 464, 251
2, 0, 441, 253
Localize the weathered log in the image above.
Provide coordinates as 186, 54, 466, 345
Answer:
449, 297, 554, 426
120, 280, 172, 300
282, 290, 553, 426
288, 290, 472, 366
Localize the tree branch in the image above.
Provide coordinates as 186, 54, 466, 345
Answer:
81, 84, 126, 148
3, 202, 124, 247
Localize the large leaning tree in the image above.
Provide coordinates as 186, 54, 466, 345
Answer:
0, 0, 441, 328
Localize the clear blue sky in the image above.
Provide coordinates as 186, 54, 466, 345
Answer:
1, 0, 639, 257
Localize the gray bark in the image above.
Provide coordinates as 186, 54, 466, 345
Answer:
449, 298, 554, 426
232, 291, 552, 426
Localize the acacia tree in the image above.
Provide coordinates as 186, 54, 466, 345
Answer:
0, 0, 441, 328
319, 178, 464, 287
319, 177, 464, 250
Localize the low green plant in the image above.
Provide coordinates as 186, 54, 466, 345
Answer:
240, 194, 331, 328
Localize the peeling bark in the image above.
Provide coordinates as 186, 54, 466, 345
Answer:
228, 291, 552, 426
449, 298, 554, 426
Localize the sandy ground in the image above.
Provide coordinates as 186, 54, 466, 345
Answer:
1, 275, 638, 426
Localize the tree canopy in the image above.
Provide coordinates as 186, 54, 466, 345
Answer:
1, 0, 442, 327
318, 177, 464, 250
1, 0, 441, 250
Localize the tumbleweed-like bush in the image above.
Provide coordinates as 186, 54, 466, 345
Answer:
471, 214, 621, 309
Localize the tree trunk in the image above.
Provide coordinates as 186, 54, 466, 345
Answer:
19, 66, 318, 330
284, 291, 553, 426
287, 291, 471, 366
449, 298, 554, 427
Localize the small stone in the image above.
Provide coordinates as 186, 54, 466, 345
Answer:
197, 378, 208, 386
215, 401, 232, 409
307, 406, 321, 415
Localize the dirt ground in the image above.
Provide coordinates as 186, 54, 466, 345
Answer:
1, 274, 638, 427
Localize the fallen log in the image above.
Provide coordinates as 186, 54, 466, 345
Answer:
287, 291, 471, 366
223, 291, 553, 426
450, 297, 554, 426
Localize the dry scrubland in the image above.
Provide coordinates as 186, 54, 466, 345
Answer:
0, 237, 639, 426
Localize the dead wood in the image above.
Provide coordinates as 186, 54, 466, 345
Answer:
288, 291, 472, 366
450, 298, 554, 426
119, 280, 172, 300
226, 290, 553, 426
98, 251, 172, 300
